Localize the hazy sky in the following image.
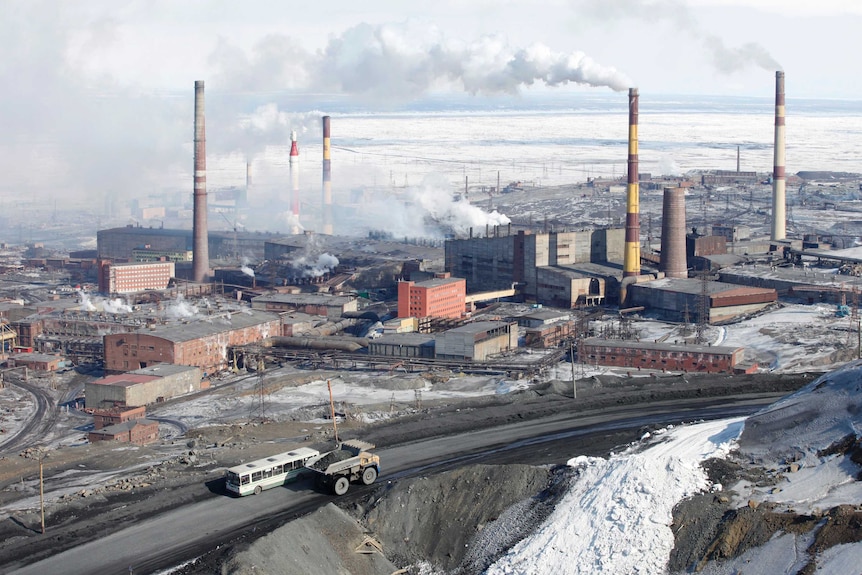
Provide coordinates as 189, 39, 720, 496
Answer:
0, 0, 858, 216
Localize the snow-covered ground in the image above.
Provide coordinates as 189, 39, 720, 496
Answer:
485, 360, 862, 575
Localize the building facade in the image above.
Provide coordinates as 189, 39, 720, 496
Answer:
397, 275, 466, 319
88, 418, 159, 446
434, 321, 518, 361
86, 365, 204, 408
582, 338, 748, 374
99, 261, 175, 294
103, 310, 280, 375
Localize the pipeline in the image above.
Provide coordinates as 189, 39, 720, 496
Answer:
267, 336, 367, 353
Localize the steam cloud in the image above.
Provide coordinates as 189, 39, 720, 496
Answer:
570, 0, 782, 72
211, 21, 632, 98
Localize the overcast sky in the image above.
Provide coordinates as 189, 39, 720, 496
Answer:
0, 0, 858, 213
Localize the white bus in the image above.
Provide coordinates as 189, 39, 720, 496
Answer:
225, 447, 320, 496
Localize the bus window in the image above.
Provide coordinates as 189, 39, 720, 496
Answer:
263, 468, 273, 479
251, 471, 262, 482
241, 475, 250, 485
273, 464, 283, 475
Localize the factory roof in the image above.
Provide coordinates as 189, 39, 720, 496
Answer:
633, 277, 768, 296
584, 337, 741, 355
719, 266, 862, 289
410, 276, 465, 289
131, 363, 200, 378
554, 262, 626, 280
91, 374, 159, 387
445, 320, 513, 334
518, 309, 572, 322
372, 333, 436, 346
90, 418, 157, 436
133, 309, 280, 343
252, 293, 356, 306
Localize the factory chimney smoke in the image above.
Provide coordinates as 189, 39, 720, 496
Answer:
771, 71, 786, 241
322, 116, 333, 235
623, 88, 641, 278
660, 187, 688, 279
192, 81, 210, 282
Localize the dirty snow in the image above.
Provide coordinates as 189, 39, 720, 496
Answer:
487, 360, 862, 574
486, 418, 745, 574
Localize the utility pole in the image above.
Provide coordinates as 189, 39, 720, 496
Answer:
570, 340, 577, 399
20, 447, 48, 534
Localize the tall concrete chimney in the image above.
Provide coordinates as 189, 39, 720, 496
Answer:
322, 116, 333, 235
289, 130, 300, 234
192, 80, 209, 282
623, 88, 641, 278
660, 187, 687, 279
771, 71, 786, 241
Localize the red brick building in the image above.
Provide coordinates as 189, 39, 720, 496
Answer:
397, 275, 466, 319
92, 405, 147, 429
99, 261, 175, 294
103, 309, 280, 375
582, 338, 751, 374
88, 418, 159, 446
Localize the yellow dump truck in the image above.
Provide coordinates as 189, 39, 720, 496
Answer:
304, 439, 380, 496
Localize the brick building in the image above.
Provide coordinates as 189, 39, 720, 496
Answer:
103, 310, 280, 375
397, 275, 466, 319
92, 405, 147, 429
99, 261, 175, 294
582, 338, 750, 374
88, 418, 159, 446
86, 364, 204, 408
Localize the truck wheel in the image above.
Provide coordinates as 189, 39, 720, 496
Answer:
254, 485, 262, 495
361, 466, 378, 485
333, 476, 350, 496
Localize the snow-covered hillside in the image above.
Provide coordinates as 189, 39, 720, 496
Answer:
488, 361, 862, 575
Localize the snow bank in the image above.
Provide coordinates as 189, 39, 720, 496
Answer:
486, 418, 744, 575
738, 359, 862, 466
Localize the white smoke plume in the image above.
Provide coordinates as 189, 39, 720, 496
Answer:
240, 265, 255, 277
345, 173, 512, 238
211, 21, 632, 100
78, 290, 133, 314
570, 0, 782, 73
293, 253, 340, 278
165, 294, 200, 319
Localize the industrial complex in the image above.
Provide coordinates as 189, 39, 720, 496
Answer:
1, 71, 861, 454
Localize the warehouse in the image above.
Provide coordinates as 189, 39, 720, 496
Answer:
627, 278, 777, 323
368, 333, 436, 359
582, 338, 750, 374
85, 364, 204, 408
434, 321, 518, 361
103, 309, 280, 374
251, 293, 358, 320
88, 418, 159, 446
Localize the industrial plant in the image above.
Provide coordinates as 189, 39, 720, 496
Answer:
1, 70, 862, 449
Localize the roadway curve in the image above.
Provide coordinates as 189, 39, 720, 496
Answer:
6, 392, 783, 575
0, 375, 57, 456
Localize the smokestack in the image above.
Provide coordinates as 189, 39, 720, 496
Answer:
623, 88, 641, 278
289, 130, 300, 233
771, 71, 786, 241
192, 80, 209, 282
660, 187, 687, 279
322, 116, 333, 235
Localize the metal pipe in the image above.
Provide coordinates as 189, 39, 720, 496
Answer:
771, 71, 786, 241
192, 81, 209, 282
623, 88, 641, 277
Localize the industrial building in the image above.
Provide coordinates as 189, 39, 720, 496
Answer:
582, 338, 750, 374
445, 228, 627, 307
251, 293, 358, 320
627, 278, 777, 323
96, 226, 268, 265
92, 405, 146, 429
397, 275, 466, 319
103, 309, 280, 374
434, 321, 518, 361
98, 261, 175, 294
367, 333, 436, 358
86, 364, 204, 408
6, 352, 65, 372
88, 418, 159, 446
